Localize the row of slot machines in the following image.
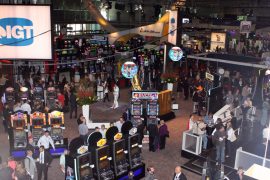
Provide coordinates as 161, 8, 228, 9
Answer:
131, 91, 159, 126
9, 110, 67, 158
4, 86, 58, 112
67, 121, 145, 180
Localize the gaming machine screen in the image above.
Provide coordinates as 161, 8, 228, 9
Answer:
32, 118, 44, 126
51, 128, 62, 135
50, 118, 61, 125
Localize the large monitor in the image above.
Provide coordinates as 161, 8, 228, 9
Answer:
0, 5, 52, 59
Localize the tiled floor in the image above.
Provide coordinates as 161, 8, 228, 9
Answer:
0, 88, 200, 180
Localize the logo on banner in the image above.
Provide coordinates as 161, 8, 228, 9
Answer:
169, 47, 183, 61
121, 62, 138, 79
0, 18, 34, 46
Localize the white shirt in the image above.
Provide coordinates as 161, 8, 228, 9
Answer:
100, 129, 107, 138
174, 173, 181, 180
115, 121, 123, 132
38, 135, 55, 150
21, 103, 31, 115
39, 151, 44, 164
113, 86, 119, 96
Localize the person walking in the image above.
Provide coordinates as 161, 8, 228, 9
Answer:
78, 117, 89, 144
111, 83, 119, 109
37, 131, 55, 152
213, 126, 226, 165
24, 149, 37, 180
36, 145, 53, 180
159, 120, 169, 150
69, 91, 77, 119
172, 166, 187, 180
145, 166, 157, 180
147, 124, 159, 152
103, 81, 110, 102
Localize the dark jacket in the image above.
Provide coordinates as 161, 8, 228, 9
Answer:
213, 130, 226, 147
69, 93, 77, 108
172, 173, 187, 180
36, 151, 53, 166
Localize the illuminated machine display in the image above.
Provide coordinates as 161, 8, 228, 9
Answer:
48, 110, 67, 155
46, 87, 57, 110
30, 112, 46, 147
10, 112, 28, 158
20, 87, 29, 101
74, 151, 94, 180
132, 91, 159, 125
32, 86, 44, 111
106, 126, 129, 177
121, 121, 145, 179
4, 87, 16, 130
87, 132, 114, 180
66, 137, 94, 180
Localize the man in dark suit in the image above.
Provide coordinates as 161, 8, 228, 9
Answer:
173, 166, 187, 180
36, 145, 53, 180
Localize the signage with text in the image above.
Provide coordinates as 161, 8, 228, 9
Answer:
0, 5, 52, 59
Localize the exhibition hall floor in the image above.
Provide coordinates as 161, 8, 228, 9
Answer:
0, 88, 200, 180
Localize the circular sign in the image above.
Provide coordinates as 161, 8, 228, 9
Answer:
121, 62, 138, 79
169, 46, 183, 61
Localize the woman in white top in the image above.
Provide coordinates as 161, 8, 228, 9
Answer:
111, 83, 119, 109
226, 122, 237, 158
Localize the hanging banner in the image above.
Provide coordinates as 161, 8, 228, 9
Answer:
169, 46, 183, 61
138, 23, 164, 37
168, 11, 178, 45
210, 33, 226, 51
240, 21, 252, 34
121, 62, 138, 79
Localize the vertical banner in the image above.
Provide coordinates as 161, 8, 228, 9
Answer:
168, 11, 178, 45
240, 21, 252, 34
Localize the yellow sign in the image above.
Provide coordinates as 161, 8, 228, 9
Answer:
114, 133, 122, 141
99, 156, 107, 161
97, 138, 107, 147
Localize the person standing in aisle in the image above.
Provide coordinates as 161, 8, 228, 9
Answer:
103, 80, 110, 102
213, 126, 226, 165
172, 166, 187, 180
36, 145, 52, 180
159, 120, 169, 150
24, 149, 36, 180
69, 91, 77, 119
111, 83, 119, 109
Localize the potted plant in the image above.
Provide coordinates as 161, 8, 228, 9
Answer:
161, 73, 178, 91
77, 78, 97, 122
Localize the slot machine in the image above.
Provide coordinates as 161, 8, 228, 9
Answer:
30, 112, 46, 147
74, 150, 94, 180
66, 137, 94, 180
10, 111, 28, 158
46, 87, 57, 110
3, 87, 15, 131
147, 99, 159, 125
87, 132, 114, 180
106, 127, 129, 177
131, 97, 143, 127
48, 110, 66, 155
32, 86, 44, 111
20, 87, 29, 101
121, 122, 145, 179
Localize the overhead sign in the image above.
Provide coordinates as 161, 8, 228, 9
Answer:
169, 46, 183, 61
168, 11, 178, 45
137, 23, 164, 37
0, 5, 52, 59
132, 91, 158, 100
210, 32, 226, 51
121, 61, 138, 79
240, 21, 252, 34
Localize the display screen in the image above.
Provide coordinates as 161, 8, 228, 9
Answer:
50, 118, 61, 125
131, 102, 142, 116
79, 154, 91, 166
98, 147, 110, 170
147, 101, 158, 116
15, 130, 26, 138
20, 92, 28, 98
116, 152, 125, 162
32, 118, 44, 126
13, 120, 25, 128
51, 128, 62, 135
130, 147, 141, 156
114, 140, 125, 162
80, 168, 91, 177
